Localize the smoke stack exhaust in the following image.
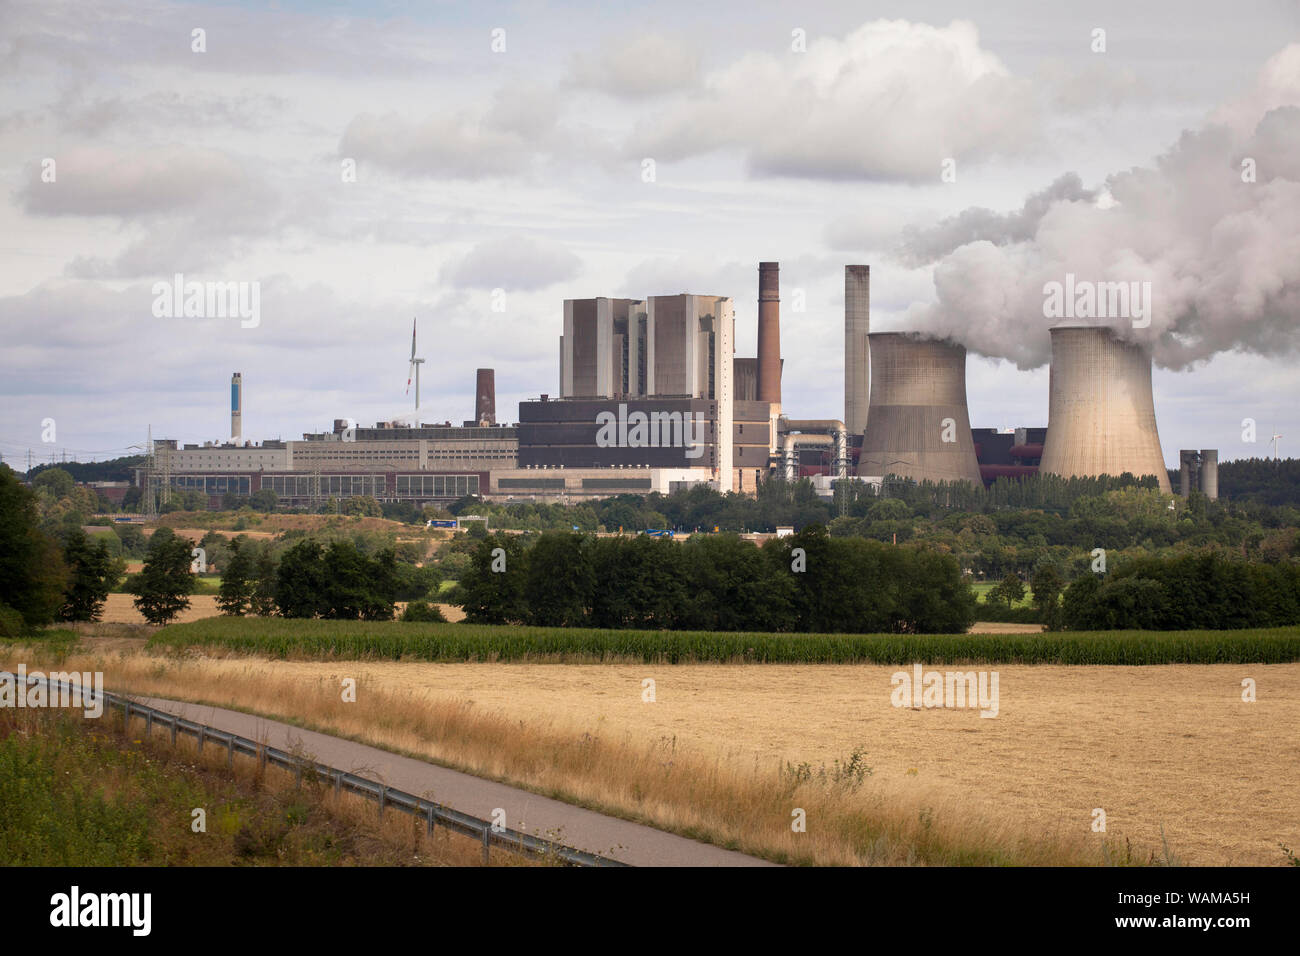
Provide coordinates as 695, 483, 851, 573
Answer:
845, 265, 870, 435
475, 368, 496, 426
856, 332, 982, 486
231, 372, 242, 442
757, 262, 781, 405
1039, 326, 1171, 493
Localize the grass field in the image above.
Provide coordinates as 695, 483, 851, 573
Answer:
0, 705, 514, 866
148, 617, 1300, 665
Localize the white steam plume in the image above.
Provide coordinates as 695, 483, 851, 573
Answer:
899, 44, 1300, 371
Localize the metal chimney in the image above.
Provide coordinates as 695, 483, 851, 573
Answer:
1039, 326, 1171, 493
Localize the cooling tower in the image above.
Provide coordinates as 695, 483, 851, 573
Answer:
845, 265, 870, 435
757, 262, 781, 405
857, 332, 982, 486
475, 368, 496, 426
1039, 326, 1171, 493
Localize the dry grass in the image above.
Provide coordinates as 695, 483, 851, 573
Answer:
0, 704, 529, 866
4, 643, 1145, 866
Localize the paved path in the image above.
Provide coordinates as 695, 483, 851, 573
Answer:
133, 694, 776, 868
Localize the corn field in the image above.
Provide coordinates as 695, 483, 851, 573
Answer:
148, 618, 1300, 665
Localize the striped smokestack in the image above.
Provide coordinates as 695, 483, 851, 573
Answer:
475, 368, 496, 426
757, 262, 781, 405
230, 372, 242, 442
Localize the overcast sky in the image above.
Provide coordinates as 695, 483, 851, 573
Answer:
1, 0, 1297, 470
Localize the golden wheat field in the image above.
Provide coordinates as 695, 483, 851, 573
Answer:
27, 640, 1297, 866
250, 660, 1299, 866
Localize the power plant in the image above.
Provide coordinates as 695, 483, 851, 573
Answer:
144, 263, 1193, 509
1038, 326, 1171, 493
857, 333, 983, 486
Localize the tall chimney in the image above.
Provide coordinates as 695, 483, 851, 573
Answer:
757, 262, 781, 405
475, 368, 496, 426
231, 372, 242, 442
845, 265, 870, 435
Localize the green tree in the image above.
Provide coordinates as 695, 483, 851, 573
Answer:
275, 540, 326, 618
250, 546, 277, 616
216, 537, 255, 616
58, 528, 122, 622
32, 467, 76, 499
132, 527, 193, 625
0, 466, 68, 628
342, 495, 382, 517
249, 488, 278, 512
989, 572, 1025, 609
1030, 564, 1065, 629
455, 534, 529, 624
524, 532, 594, 627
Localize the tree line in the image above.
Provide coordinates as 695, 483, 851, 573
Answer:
452, 526, 977, 634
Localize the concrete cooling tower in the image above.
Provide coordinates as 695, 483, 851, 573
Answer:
1039, 326, 1171, 493
857, 332, 982, 486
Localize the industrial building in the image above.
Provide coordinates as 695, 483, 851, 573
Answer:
1179, 449, 1219, 499
136, 259, 1189, 512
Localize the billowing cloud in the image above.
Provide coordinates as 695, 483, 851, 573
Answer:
895, 173, 1096, 267
565, 33, 701, 99
443, 236, 581, 291
627, 19, 1039, 182
900, 46, 1300, 370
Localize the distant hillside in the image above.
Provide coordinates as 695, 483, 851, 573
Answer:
1217, 457, 1300, 507
26, 455, 144, 484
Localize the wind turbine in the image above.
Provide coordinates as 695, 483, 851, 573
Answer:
1270, 429, 1283, 460
405, 318, 424, 416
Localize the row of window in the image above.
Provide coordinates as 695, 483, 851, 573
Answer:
394, 475, 479, 497
170, 476, 252, 494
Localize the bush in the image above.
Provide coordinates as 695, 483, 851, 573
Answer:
0, 604, 26, 640
400, 601, 446, 623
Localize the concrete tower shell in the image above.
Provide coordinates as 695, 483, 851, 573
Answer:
1039, 326, 1172, 493
475, 368, 496, 426
757, 262, 781, 404
845, 265, 870, 435
856, 332, 982, 486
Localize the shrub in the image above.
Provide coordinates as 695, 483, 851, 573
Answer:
400, 601, 447, 623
